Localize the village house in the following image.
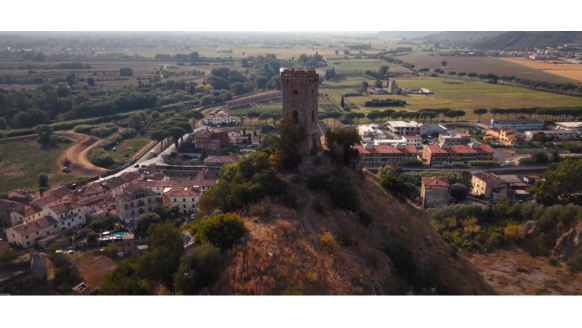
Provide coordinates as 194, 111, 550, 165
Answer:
193, 127, 230, 155
385, 121, 421, 136
420, 177, 451, 209
42, 201, 87, 231
471, 172, 513, 201
421, 143, 494, 166
203, 110, 241, 126
163, 187, 201, 215
0, 200, 24, 229
5, 216, 60, 248
9, 206, 44, 227
419, 123, 449, 137
353, 144, 418, 167
485, 128, 520, 145
114, 184, 162, 224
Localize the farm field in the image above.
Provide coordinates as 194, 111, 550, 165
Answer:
397, 53, 578, 84
502, 58, 582, 82
330, 59, 408, 72
109, 138, 150, 164
0, 140, 80, 194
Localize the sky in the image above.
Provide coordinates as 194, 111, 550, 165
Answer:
2, 0, 580, 31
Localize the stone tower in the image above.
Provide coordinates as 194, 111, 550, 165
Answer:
281, 69, 322, 156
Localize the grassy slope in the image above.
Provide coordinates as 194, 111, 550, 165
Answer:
109, 138, 149, 164
206, 166, 494, 295
0, 140, 80, 194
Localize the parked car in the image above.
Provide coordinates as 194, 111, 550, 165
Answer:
134, 164, 139, 168
66, 250, 76, 254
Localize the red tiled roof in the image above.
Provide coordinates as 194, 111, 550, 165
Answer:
49, 186, 73, 199
32, 194, 62, 208
164, 187, 201, 197
473, 171, 497, 183
47, 201, 83, 214
204, 156, 239, 164
22, 206, 42, 217
9, 216, 58, 236
0, 199, 23, 209
354, 145, 417, 155
422, 177, 450, 187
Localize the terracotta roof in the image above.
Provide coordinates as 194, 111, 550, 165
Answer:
195, 129, 213, 138
48, 186, 73, 199
101, 176, 127, 190
120, 171, 141, 183
195, 168, 220, 181
422, 177, 450, 187
9, 216, 58, 236
353, 145, 417, 155
0, 199, 23, 209
164, 187, 201, 197
47, 201, 83, 214
21, 206, 42, 217
32, 194, 62, 209
78, 196, 107, 207
424, 144, 494, 155
473, 171, 497, 183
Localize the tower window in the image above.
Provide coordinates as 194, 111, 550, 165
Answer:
311, 110, 314, 123
312, 89, 314, 94
292, 110, 299, 124
292, 89, 298, 95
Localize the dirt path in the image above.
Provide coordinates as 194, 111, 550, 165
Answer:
56, 131, 109, 176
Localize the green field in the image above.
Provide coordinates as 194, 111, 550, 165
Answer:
109, 139, 150, 164
397, 53, 577, 84
0, 141, 79, 194
330, 59, 408, 72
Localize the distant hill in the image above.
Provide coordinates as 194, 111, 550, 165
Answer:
469, 31, 582, 50
377, 31, 439, 39
418, 31, 505, 43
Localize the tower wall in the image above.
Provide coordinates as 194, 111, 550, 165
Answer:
280, 69, 322, 156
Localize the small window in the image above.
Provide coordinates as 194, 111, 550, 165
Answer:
54, 225, 57, 228
47, 231, 50, 235
174, 198, 177, 202
26, 235, 29, 239
27, 241, 30, 246
12, 234, 15, 238
191, 198, 194, 202
36, 231, 39, 235
293, 89, 298, 95
183, 198, 186, 202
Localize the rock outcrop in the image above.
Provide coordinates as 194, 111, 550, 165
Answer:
553, 226, 582, 261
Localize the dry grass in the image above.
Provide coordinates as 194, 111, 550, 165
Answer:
503, 58, 582, 82
206, 158, 494, 295
504, 225, 526, 242
68, 253, 117, 290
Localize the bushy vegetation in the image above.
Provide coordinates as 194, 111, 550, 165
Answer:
427, 200, 582, 255
528, 157, 582, 205
324, 127, 362, 166
173, 243, 223, 295
49, 251, 82, 294
379, 175, 411, 202
398, 171, 470, 189
311, 199, 325, 215
0, 248, 19, 263
519, 151, 549, 165
364, 99, 407, 107
74, 123, 118, 137
194, 214, 246, 250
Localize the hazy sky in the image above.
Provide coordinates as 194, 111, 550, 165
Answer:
2, 1, 578, 31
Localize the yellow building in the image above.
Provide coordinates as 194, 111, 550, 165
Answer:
486, 128, 520, 145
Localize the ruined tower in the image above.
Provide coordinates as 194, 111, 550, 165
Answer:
281, 69, 322, 156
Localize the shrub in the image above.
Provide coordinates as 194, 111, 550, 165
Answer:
504, 224, 525, 243
400, 160, 423, 167
282, 286, 303, 295
65, 229, 74, 237
252, 198, 272, 218
319, 232, 338, 254
308, 172, 331, 191
87, 232, 98, 243
358, 210, 373, 226
311, 199, 325, 215
379, 175, 410, 201
194, 213, 246, 250
313, 156, 323, 166
329, 175, 360, 211
102, 244, 119, 259
337, 230, 352, 247
0, 248, 19, 263
566, 255, 582, 273
306, 270, 318, 283
548, 256, 560, 267
173, 243, 222, 295
489, 233, 506, 247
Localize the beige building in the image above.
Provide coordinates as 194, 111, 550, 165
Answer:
10, 206, 44, 227
438, 132, 471, 146
471, 172, 512, 201
6, 216, 59, 248
420, 178, 451, 209
115, 184, 162, 224
0, 200, 24, 229
163, 187, 201, 215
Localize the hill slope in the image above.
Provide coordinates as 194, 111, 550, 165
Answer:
378, 31, 439, 39
470, 31, 582, 50
205, 167, 494, 295
418, 31, 505, 43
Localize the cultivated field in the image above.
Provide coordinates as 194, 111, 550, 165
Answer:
330, 59, 408, 72
397, 53, 578, 84
0, 140, 81, 194
502, 58, 582, 82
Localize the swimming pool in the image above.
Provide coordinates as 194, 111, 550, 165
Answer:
115, 232, 126, 237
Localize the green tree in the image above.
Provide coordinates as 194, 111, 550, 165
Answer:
154, 203, 180, 222
379, 175, 411, 201
87, 77, 95, 87
35, 124, 54, 143
56, 85, 69, 97
184, 110, 205, 127
324, 127, 361, 166
473, 108, 488, 121
128, 113, 145, 131
450, 183, 469, 202
457, 72, 466, 79
335, 50, 339, 55
194, 213, 246, 250
378, 165, 393, 179
379, 65, 390, 74
138, 222, 184, 289
151, 111, 160, 120
0, 117, 6, 130
66, 74, 76, 87
100, 258, 148, 295
167, 126, 187, 148
135, 213, 162, 239
150, 129, 171, 148
173, 243, 222, 295
340, 96, 345, 108
38, 173, 49, 189
441, 61, 447, 68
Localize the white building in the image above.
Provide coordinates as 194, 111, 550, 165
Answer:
556, 122, 582, 135
385, 121, 421, 136
203, 111, 241, 126
358, 124, 386, 140
490, 119, 543, 131
420, 123, 449, 136
42, 201, 87, 231
163, 187, 201, 215
525, 129, 574, 141
115, 184, 162, 224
